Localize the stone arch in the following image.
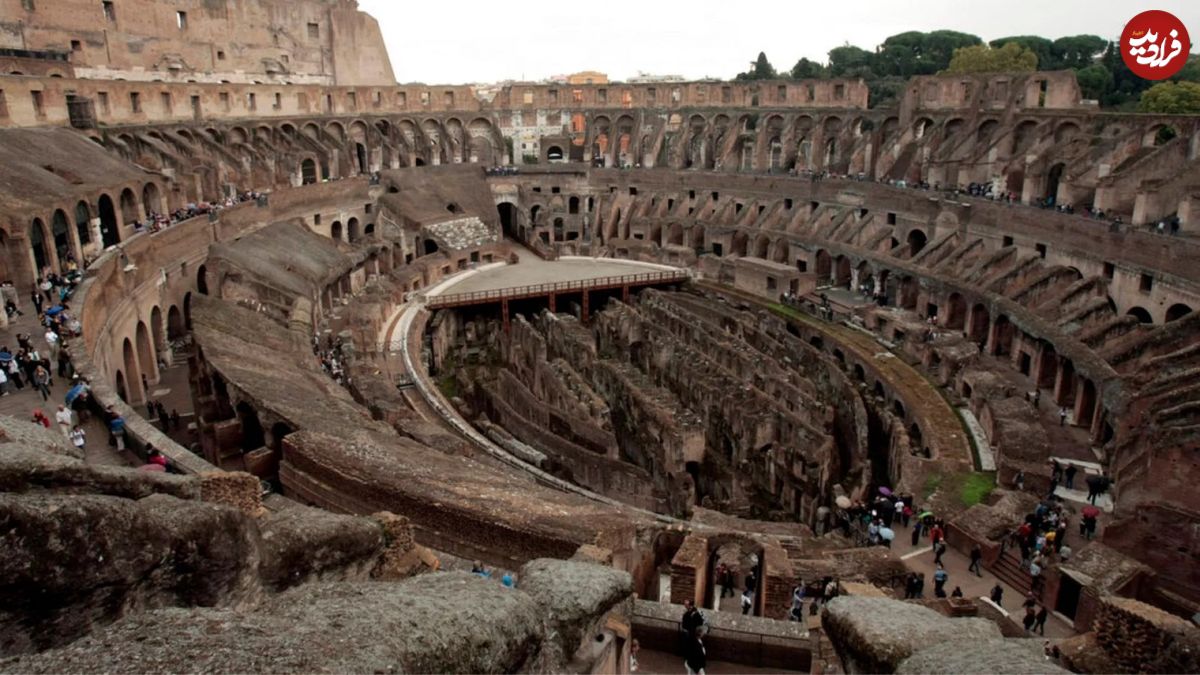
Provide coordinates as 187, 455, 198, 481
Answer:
74, 200, 92, 247
1054, 121, 1081, 144
123, 337, 142, 403
115, 370, 128, 403
1012, 119, 1039, 153
945, 292, 967, 330
688, 225, 706, 250
815, 249, 832, 279
667, 222, 684, 246
167, 305, 184, 340
119, 188, 139, 226
348, 217, 360, 243
834, 255, 852, 288
992, 314, 1015, 355
943, 118, 965, 139
30, 217, 55, 275
150, 305, 165, 353
731, 231, 748, 257
331, 221, 343, 242
771, 238, 789, 264
899, 275, 919, 310
569, 196, 580, 215
197, 264, 209, 295
753, 234, 770, 259
546, 145, 565, 161
136, 320, 157, 384
1165, 303, 1193, 323
301, 158, 318, 185
976, 119, 999, 143
1126, 306, 1153, 324
142, 182, 162, 217
235, 401, 265, 452
906, 229, 927, 257
50, 209, 73, 266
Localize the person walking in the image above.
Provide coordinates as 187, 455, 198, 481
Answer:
1023, 606, 1037, 632
968, 543, 983, 577
933, 538, 947, 566
1059, 407, 1068, 426
7, 357, 23, 390
108, 408, 127, 450
1033, 605, 1049, 635
1064, 464, 1077, 490
683, 627, 707, 675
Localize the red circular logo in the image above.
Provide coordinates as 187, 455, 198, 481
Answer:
1121, 10, 1190, 80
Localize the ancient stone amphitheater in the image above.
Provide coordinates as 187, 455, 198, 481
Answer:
1, 2, 1198, 673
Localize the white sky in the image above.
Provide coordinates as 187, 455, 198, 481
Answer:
356, 0, 1200, 85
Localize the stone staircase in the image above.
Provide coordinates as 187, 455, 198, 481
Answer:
989, 546, 1035, 599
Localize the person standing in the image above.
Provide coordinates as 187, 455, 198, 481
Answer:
1059, 407, 1068, 426
44, 327, 60, 361
108, 408, 127, 450
740, 589, 753, 615
990, 583, 1004, 607
54, 405, 73, 438
69, 424, 86, 453
32, 365, 51, 401
933, 563, 948, 598
1064, 464, 1077, 490
968, 543, 983, 576
1023, 606, 1037, 632
7, 357, 23, 390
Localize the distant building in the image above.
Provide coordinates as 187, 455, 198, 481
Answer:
566, 71, 609, 85
627, 71, 686, 83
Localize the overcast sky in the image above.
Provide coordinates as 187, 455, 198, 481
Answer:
356, 0, 1199, 85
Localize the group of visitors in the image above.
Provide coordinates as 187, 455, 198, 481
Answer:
484, 166, 520, 176
469, 560, 515, 588
144, 398, 182, 434
137, 190, 264, 234
312, 333, 350, 388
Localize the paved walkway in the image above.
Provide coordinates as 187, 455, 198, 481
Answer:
0, 310, 132, 466
429, 245, 678, 296
887, 517, 1076, 639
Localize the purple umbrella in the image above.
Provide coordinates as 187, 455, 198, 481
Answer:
878, 486, 893, 496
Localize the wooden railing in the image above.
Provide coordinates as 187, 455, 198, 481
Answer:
426, 269, 689, 308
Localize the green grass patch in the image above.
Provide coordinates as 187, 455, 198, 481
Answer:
959, 472, 996, 507
437, 374, 460, 399
922, 473, 943, 500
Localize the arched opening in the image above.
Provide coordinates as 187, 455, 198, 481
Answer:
197, 264, 209, 295
899, 276, 919, 310
424, 239, 439, 255
142, 182, 161, 217
136, 320, 156, 384
355, 142, 368, 174
98, 194, 121, 247
184, 292, 193, 330
446, 202, 463, 214
1045, 163, 1065, 203
150, 306, 165, 353
301, 158, 318, 185
348, 217, 360, 244
498, 202, 518, 239
167, 305, 184, 340
906, 229, 927, 257
546, 145, 564, 161
330, 221, 343, 242
51, 209, 72, 265
530, 205, 541, 226
119, 188, 139, 227
235, 401, 266, 452
815, 250, 831, 280
944, 292, 966, 330
834, 256, 851, 288
1165, 303, 1193, 323
667, 222, 684, 246
1126, 306, 1153, 324
115, 370, 128, 403
991, 315, 1014, 355
753, 235, 770, 259
74, 200, 92, 247
969, 303, 990, 345
731, 231, 748, 257
568, 196, 580, 214
30, 218, 52, 274
123, 337, 141, 403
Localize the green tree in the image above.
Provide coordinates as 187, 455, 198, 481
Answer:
827, 44, 875, 77
989, 36, 1058, 69
1172, 54, 1200, 83
1075, 64, 1113, 101
1138, 81, 1200, 114
1052, 35, 1107, 69
789, 57, 828, 80
944, 42, 1037, 74
736, 52, 777, 80
877, 30, 983, 77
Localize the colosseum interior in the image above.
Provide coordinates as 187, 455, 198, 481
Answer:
0, 1, 1198, 673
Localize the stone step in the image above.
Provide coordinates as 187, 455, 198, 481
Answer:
1052, 485, 1114, 512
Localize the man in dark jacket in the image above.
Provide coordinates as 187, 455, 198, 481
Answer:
684, 627, 707, 675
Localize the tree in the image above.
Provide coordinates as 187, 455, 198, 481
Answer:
990, 36, 1058, 69
1075, 64, 1113, 101
1138, 81, 1200, 114
736, 52, 777, 80
1053, 35, 1107, 70
945, 42, 1037, 74
877, 31, 983, 77
1171, 54, 1200, 83
790, 57, 828, 80
827, 44, 875, 78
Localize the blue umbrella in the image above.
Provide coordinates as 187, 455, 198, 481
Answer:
45, 305, 65, 317
65, 383, 86, 405
0, 351, 11, 364
880, 527, 896, 541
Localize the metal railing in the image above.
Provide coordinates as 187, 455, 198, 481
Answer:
426, 269, 689, 308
